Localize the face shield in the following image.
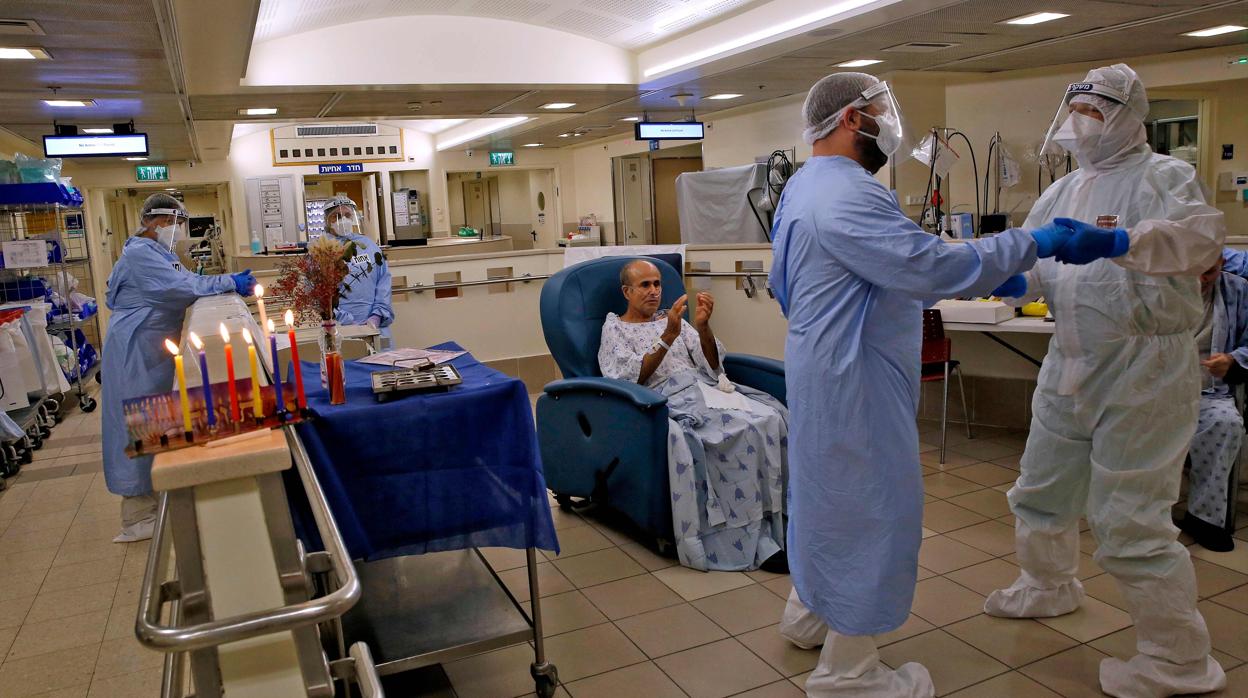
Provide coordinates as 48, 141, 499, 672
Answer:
323, 200, 360, 238
143, 208, 190, 251
1039, 80, 1130, 159
804, 81, 909, 161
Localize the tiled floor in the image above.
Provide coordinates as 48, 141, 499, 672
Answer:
2, 400, 1246, 697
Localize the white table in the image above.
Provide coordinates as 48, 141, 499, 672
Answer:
942, 316, 1054, 366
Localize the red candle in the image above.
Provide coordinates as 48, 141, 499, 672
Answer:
285, 310, 306, 409
219, 323, 241, 423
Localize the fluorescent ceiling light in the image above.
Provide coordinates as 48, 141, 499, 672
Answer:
0, 47, 49, 60
837, 58, 882, 67
1183, 25, 1245, 37
619, 117, 640, 122
558, 133, 570, 137
125, 156, 147, 161
643, 0, 877, 78
541, 102, 576, 110
239, 107, 278, 116
1003, 12, 1069, 25
81, 127, 113, 134
523, 143, 542, 147
706, 93, 742, 100
44, 99, 94, 107
437, 116, 530, 151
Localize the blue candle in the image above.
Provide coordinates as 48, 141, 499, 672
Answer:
267, 319, 284, 414
188, 332, 216, 429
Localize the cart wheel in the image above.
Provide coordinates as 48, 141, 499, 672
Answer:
531, 664, 558, 698
554, 493, 574, 511
19, 451, 32, 465
95, 371, 102, 384
80, 397, 97, 413
38, 427, 52, 440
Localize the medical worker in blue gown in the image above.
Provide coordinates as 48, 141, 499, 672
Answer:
321, 196, 393, 347
768, 73, 1125, 696
984, 64, 1227, 697
102, 193, 255, 542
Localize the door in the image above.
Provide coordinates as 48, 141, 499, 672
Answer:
463, 180, 489, 233
618, 156, 651, 245
652, 157, 702, 245
529, 170, 557, 248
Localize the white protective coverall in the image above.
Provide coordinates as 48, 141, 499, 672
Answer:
984, 64, 1227, 697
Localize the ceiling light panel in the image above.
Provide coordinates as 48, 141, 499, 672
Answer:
239, 107, 278, 115
837, 58, 881, 67
706, 93, 742, 100
541, 102, 576, 109
0, 47, 49, 59
44, 99, 95, 107
1003, 12, 1069, 25
1182, 25, 1245, 37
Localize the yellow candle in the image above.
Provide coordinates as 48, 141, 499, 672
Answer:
255, 284, 269, 344
164, 339, 193, 435
243, 328, 264, 419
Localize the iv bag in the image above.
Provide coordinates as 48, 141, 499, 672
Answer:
912, 133, 959, 178
999, 144, 1021, 189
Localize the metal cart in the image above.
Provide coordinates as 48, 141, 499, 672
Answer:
0, 184, 100, 412
0, 308, 62, 481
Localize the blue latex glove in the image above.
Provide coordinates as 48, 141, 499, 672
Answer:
1053, 218, 1131, 264
1030, 222, 1074, 259
992, 274, 1028, 298
232, 269, 257, 297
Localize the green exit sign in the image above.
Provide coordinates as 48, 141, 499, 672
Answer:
135, 164, 169, 182
489, 151, 515, 167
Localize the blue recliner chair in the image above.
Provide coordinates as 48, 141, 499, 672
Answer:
536, 256, 786, 548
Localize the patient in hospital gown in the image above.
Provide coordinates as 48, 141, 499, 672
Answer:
598, 260, 787, 571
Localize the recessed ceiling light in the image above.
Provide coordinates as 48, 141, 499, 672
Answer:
619, 117, 641, 122
1003, 12, 1069, 25
541, 102, 576, 110
706, 93, 742, 100
1183, 25, 1245, 37
0, 47, 49, 60
837, 58, 882, 67
44, 99, 94, 107
125, 156, 147, 161
239, 107, 278, 116
436, 116, 531, 151
558, 133, 570, 138
523, 143, 542, 147
81, 127, 113, 134
572, 133, 583, 137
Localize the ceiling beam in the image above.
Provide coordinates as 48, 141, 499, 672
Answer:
153, 0, 199, 162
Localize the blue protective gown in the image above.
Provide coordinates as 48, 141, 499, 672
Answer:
1222, 247, 1248, 278
330, 232, 393, 337
101, 236, 235, 496
769, 156, 1038, 635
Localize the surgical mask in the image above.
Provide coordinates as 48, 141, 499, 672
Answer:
155, 224, 178, 250
1051, 112, 1105, 160
857, 110, 902, 157
330, 218, 354, 236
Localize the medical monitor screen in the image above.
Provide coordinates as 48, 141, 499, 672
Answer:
43, 133, 149, 158
635, 122, 705, 141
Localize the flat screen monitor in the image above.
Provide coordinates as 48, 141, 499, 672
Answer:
189, 216, 215, 239
42, 133, 149, 158
635, 122, 705, 141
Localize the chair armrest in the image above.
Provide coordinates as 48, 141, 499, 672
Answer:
543, 377, 667, 410
723, 353, 786, 405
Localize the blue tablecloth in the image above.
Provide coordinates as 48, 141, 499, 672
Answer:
286, 342, 559, 561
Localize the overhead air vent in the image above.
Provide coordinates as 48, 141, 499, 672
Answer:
295, 123, 379, 138
0, 19, 45, 35
883, 41, 960, 53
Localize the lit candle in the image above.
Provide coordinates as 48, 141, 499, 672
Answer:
267, 319, 285, 414
255, 284, 269, 344
285, 309, 306, 410
188, 332, 216, 430
243, 327, 263, 420
164, 339, 193, 439
220, 323, 240, 423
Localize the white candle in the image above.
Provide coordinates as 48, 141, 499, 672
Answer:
255, 283, 269, 345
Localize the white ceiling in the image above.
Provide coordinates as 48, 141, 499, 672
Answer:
253, 0, 763, 49
0, 0, 1245, 163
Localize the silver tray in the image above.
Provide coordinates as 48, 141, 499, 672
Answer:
370, 364, 463, 400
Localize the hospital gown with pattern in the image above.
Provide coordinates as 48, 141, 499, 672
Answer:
598, 312, 787, 571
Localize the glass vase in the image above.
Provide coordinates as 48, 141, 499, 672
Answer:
318, 320, 346, 405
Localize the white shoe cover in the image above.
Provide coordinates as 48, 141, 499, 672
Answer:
113, 517, 155, 543
804, 631, 935, 697
983, 573, 1085, 618
1099, 655, 1226, 698
781, 588, 828, 649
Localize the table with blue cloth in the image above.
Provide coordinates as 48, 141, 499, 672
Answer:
286, 342, 559, 561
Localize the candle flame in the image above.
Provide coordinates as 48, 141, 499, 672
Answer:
164, 338, 180, 356
188, 331, 203, 350
241, 327, 254, 345
284, 309, 294, 328
266, 318, 276, 332
219, 323, 230, 343
255, 284, 264, 299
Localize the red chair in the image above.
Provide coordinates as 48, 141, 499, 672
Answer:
922, 309, 972, 464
